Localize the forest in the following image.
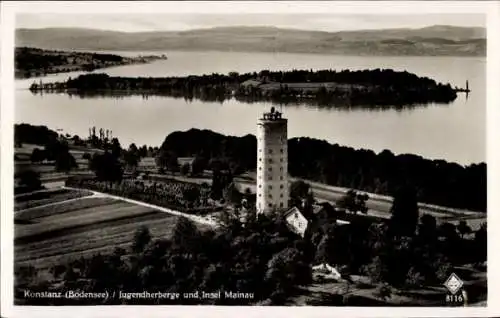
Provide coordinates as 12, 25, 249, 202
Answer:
160, 129, 486, 212
28, 69, 458, 107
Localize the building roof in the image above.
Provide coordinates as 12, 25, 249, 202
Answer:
241, 79, 263, 88
283, 206, 302, 218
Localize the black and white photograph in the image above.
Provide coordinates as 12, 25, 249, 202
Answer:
1, 1, 499, 316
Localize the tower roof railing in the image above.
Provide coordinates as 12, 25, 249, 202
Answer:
261, 108, 285, 121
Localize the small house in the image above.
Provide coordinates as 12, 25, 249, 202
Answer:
283, 206, 309, 237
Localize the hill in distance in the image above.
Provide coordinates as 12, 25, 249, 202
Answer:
16, 25, 486, 56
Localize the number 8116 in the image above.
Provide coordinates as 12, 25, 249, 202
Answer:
446, 294, 464, 303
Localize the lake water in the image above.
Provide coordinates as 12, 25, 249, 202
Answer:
15, 51, 486, 165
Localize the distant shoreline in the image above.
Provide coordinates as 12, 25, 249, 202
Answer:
15, 47, 167, 79
17, 46, 486, 58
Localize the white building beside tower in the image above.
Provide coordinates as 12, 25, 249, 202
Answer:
256, 107, 289, 214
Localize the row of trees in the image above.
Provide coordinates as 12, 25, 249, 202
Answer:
66, 177, 216, 213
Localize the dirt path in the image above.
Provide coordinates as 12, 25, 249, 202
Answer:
15, 193, 102, 214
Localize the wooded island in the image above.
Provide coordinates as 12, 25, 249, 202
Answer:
29, 69, 460, 107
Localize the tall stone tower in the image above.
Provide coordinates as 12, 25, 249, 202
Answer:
256, 107, 288, 214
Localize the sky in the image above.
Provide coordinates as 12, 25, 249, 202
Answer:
16, 13, 486, 33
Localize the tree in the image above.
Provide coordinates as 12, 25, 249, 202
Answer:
191, 156, 207, 176
17, 170, 42, 191
362, 256, 388, 284
30, 148, 45, 163
315, 235, 332, 264
72, 135, 83, 146
89, 151, 123, 187
110, 138, 122, 158
211, 170, 233, 200
457, 220, 472, 239
474, 223, 487, 263
82, 152, 92, 161
180, 163, 191, 176
172, 217, 200, 251
374, 284, 392, 302
289, 180, 315, 216
138, 145, 148, 158
417, 214, 438, 242
128, 143, 138, 156
132, 226, 151, 254
265, 247, 312, 298
337, 190, 369, 214
223, 182, 242, 205
389, 185, 419, 237
44, 139, 69, 161
55, 151, 77, 173
439, 222, 459, 241
167, 154, 180, 175
124, 150, 139, 172
155, 150, 179, 175
183, 186, 200, 208
290, 180, 310, 202
405, 267, 425, 288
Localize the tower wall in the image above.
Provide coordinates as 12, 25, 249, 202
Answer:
256, 114, 288, 214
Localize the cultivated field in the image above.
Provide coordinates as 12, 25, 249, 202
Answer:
14, 193, 209, 272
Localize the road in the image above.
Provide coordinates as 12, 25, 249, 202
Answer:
145, 173, 484, 221
37, 170, 485, 224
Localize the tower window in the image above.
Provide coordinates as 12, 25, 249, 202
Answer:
268, 203, 272, 208
280, 185, 284, 189
269, 159, 273, 163
268, 167, 272, 172
269, 149, 273, 154
269, 194, 272, 199
259, 149, 262, 152
269, 185, 272, 190
280, 194, 284, 198
259, 184, 262, 188
280, 158, 283, 162
280, 176, 283, 180
259, 158, 262, 161
259, 194, 262, 197
280, 202, 284, 208
268, 176, 272, 181
280, 167, 283, 171
280, 149, 284, 153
